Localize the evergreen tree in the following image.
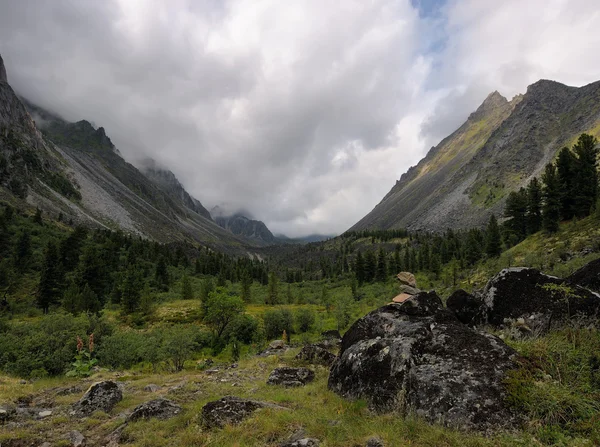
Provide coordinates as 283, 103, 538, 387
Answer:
121, 264, 143, 314
181, 273, 194, 300
542, 162, 561, 233
485, 214, 502, 258
14, 230, 31, 272
375, 247, 388, 282
464, 229, 482, 265
37, 241, 62, 313
355, 251, 365, 286
80, 283, 101, 314
155, 256, 169, 291
62, 281, 81, 315
363, 250, 376, 282
556, 147, 576, 220
240, 271, 252, 302
526, 177, 543, 234
504, 188, 528, 241
266, 272, 279, 305
33, 208, 43, 225
572, 133, 598, 217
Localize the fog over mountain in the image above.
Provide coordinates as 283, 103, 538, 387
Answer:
1, 0, 599, 237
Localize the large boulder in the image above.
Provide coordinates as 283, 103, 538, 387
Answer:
566, 258, 600, 293
71, 381, 123, 417
481, 268, 600, 327
201, 396, 286, 429
328, 292, 521, 430
446, 289, 484, 326
295, 344, 336, 366
267, 367, 315, 387
128, 398, 182, 421
396, 272, 416, 287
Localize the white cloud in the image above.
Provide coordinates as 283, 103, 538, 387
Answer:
1, 0, 600, 236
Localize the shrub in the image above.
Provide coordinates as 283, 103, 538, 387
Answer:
295, 308, 315, 333
225, 314, 259, 344
263, 308, 294, 340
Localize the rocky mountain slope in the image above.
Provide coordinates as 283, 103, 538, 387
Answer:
351, 79, 600, 232
211, 207, 276, 245
0, 54, 251, 250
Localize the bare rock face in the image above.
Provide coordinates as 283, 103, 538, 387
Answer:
128, 398, 182, 421
328, 292, 521, 430
295, 344, 336, 366
72, 381, 123, 417
0, 53, 7, 83
267, 367, 315, 387
201, 396, 286, 429
481, 268, 600, 327
446, 289, 484, 326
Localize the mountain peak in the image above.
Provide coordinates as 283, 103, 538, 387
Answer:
467, 91, 508, 122
0, 53, 7, 83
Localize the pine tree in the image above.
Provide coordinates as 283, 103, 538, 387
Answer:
266, 272, 279, 305
121, 264, 143, 314
504, 188, 528, 241
572, 133, 599, 217
464, 229, 482, 265
14, 230, 31, 272
363, 250, 376, 282
485, 214, 502, 258
181, 273, 194, 300
240, 271, 252, 302
375, 247, 388, 282
526, 177, 543, 234
37, 241, 62, 313
355, 251, 365, 286
155, 256, 169, 291
556, 147, 576, 220
542, 162, 561, 233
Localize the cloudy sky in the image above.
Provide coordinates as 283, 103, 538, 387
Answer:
1, 0, 600, 237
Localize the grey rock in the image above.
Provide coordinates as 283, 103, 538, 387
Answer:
72, 381, 123, 417
201, 396, 286, 429
143, 384, 161, 393
365, 437, 385, 447
128, 398, 182, 421
446, 289, 484, 326
38, 410, 52, 419
328, 291, 521, 430
566, 258, 600, 293
295, 344, 336, 366
399, 284, 420, 295
268, 340, 286, 350
481, 268, 600, 328
280, 438, 320, 447
66, 430, 86, 447
267, 367, 315, 387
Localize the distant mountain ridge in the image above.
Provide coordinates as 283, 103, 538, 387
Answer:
0, 53, 256, 252
351, 79, 600, 232
210, 207, 276, 245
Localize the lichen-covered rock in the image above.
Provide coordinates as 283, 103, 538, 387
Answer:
72, 381, 123, 417
566, 258, 600, 293
446, 289, 484, 326
280, 438, 320, 447
328, 292, 521, 430
201, 396, 286, 428
128, 398, 182, 421
267, 367, 315, 387
295, 344, 336, 366
65, 430, 86, 447
396, 272, 416, 287
481, 268, 600, 327
365, 437, 385, 447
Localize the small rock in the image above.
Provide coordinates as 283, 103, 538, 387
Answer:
268, 340, 286, 350
396, 271, 416, 287
143, 384, 161, 393
399, 284, 420, 295
267, 367, 315, 387
40, 443, 52, 447
128, 398, 182, 421
19, 380, 27, 385
72, 381, 123, 417
66, 430, 86, 447
38, 410, 52, 419
366, 436, 385, 447
0, 407, 12, 423
295, 344, 336, 366
201, 396, 286, 429
321, 330, 341, 340
280, 438, 320, 447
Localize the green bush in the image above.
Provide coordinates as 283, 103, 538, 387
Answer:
263, 308, 294, 340
295, 308, 315, 333
225, 314, 259, 344
0, 313, 112, 378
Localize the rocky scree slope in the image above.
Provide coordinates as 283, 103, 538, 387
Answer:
0, 53, 252, 251
352, 79, 600, 232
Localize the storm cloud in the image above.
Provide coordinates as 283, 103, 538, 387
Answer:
1, 0, 600, 236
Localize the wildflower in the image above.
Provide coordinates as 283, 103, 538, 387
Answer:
88, 333, 94, 353
76, 336, 84, 353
